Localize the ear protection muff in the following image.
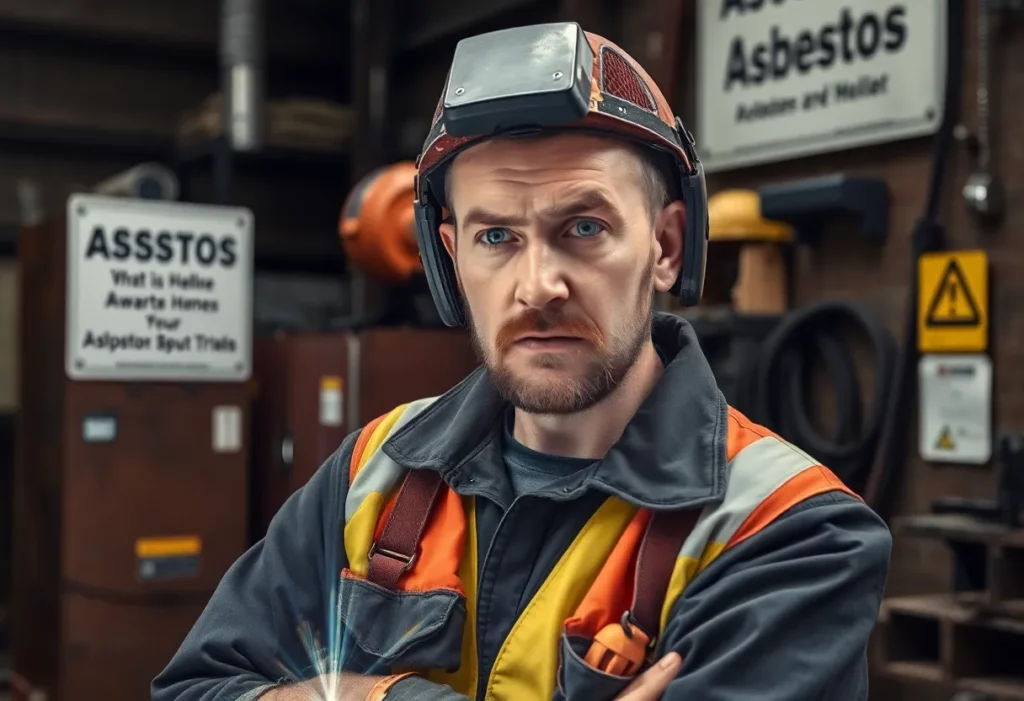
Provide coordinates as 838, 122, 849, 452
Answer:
413, 174, 466, 328
674, 117, 710, 307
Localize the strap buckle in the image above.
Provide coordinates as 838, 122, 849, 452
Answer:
620, 610, 657, 651
368, 541, 418, 574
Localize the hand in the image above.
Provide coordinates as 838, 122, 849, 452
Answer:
332, 672, 387, 701
260, 672, 386, 701
614, 652, 683, 700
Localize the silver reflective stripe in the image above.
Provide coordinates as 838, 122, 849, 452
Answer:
679, 435, 820, 560
344, 396, 439, 523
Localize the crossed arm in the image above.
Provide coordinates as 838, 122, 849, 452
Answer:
152, 437, 892, 701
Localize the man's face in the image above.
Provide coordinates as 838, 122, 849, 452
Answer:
438, 133, 685, 415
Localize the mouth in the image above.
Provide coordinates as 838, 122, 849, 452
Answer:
512, 334, 587, 351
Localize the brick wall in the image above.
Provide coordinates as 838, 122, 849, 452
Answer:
0, 260, 17, 411
689, 7, 1024, 698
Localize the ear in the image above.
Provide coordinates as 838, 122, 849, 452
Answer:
439, 222, 457, 262
652, 201, 686, 293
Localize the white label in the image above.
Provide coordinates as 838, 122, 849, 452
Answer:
919, 354, 992, 465
212, 405, 243, 453
82, 415, 117, 443
65, 194, 254, 382
319, 377, 344, 427
696, 0, 946, 172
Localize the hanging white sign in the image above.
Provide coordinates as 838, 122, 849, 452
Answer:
918, 354, 993, 465
696, 0, 947, 172
65, 194, 254, 382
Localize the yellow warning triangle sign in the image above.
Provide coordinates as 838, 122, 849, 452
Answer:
925, 259, 981, 327
935, 426, 956, 451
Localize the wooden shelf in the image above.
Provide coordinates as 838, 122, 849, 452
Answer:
877, 592, 1024, 700
882, 592, 1024, 629
960, 677, 1024, 701
0, 119, 170, 159
881, 660, 945, 684
894, 514, 1024, 547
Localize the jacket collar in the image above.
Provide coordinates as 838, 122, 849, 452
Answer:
382, 312, 729, 510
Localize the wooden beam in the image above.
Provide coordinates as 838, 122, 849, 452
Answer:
0, 0, 343, 67
351, 0, 396, 178
398, 0, 541, 52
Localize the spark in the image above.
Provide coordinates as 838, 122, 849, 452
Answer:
267, 559, 431, 700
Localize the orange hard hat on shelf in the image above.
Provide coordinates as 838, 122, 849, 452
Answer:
338, 162, 422, 285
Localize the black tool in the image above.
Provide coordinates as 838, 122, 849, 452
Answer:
997, 433, 1024, 527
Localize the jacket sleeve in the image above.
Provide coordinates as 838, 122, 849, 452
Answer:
658, 490, 892, 701
151, 429, 472, 701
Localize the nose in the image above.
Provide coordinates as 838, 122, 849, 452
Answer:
514, 240, 569, 310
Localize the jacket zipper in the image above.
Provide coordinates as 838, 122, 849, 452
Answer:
474, 495, 524, 701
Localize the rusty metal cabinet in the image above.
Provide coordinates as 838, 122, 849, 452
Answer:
251, 327, 479, 537
13, 216, 251, 701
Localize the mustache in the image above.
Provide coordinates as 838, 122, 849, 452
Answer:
495, 309, 603, 352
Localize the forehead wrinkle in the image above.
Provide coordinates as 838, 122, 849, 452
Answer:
449, 140, 644, 223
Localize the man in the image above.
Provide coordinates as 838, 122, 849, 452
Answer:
153, 23, 891, 701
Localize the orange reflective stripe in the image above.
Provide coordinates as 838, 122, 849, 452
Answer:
726, 407, 780, 460
403, 487, 465, 592
423, 496, 479, 696
349, 413, 389, 483
564, 509, 650, 639
727, 464, 858, 549
369, 476, 467, 594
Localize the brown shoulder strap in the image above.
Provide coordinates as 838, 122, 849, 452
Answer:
367, 469, 700, 637
629, 508, 701, 641
366, 468, 446, 590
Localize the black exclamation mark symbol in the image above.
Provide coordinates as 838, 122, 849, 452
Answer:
948, 280, 958, 318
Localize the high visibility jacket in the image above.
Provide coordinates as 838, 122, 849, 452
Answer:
152, 313, 892, 701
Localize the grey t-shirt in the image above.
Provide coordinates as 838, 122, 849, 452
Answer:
501, 412, 596, 497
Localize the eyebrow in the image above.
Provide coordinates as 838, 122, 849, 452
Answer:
461, 190, 622, 230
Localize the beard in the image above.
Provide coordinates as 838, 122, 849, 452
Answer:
467, 252, 656, 415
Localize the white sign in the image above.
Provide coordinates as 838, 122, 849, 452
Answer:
212, 405, 243, 453
696, 0, 947, 172
319, 376, 344, 427
66, 194, 254, 381
918, 354, 992, 465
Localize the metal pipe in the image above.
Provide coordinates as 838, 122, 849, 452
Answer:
92, 163, 180, 201
977, 0, 992, 172
220, 0, 266, 151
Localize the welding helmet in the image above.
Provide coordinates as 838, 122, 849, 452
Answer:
413, 22, 709, 328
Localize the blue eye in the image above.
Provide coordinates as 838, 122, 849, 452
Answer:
573, 220, 604, 237
480, 228, 511, 247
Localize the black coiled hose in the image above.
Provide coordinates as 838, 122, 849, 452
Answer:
733, 302, 897, 495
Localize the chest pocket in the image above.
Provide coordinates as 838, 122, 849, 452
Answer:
344, 426, 479, 692
336, 569, 467, 673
